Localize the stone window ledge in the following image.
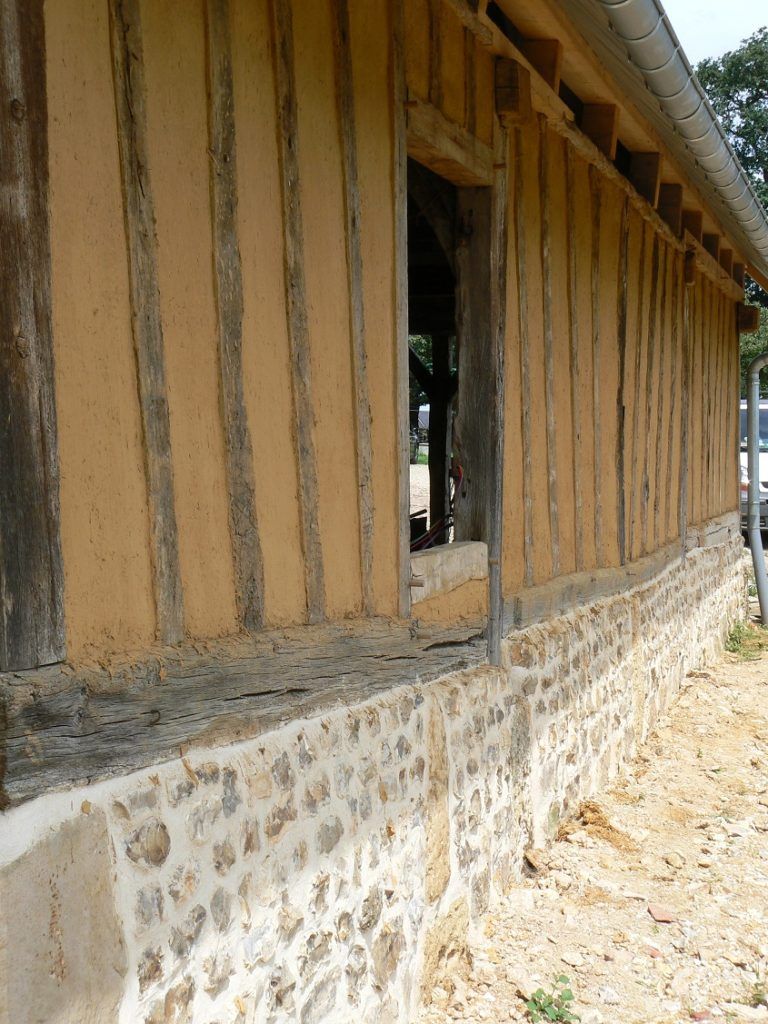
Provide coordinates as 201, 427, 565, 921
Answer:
409, 541, 488, 605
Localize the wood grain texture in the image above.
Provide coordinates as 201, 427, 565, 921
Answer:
641, 235, 660, 553
464, 28, 476, 135
652, 245, 668, 550
679, 283, 691, 545
589, 166, 603, 562
615, 196, 630, 565
392, 0, 410, 617
205, 0, 264, 631
514, 127, 534, 587
565, 145, 584, 571
332, 0, 375, 615
0, 619, 486, 809
664, 253, 680, 540
0, 0, 65, 671
627, 221, 647, 559
109, 0, 184, 643
487, 131, 509, 666
269, 0, 325, 622
428, 0, 442, 108
538, 118, 560, 577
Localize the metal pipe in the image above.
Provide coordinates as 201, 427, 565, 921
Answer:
595, 0, 768, 274
747, 352, 768, 624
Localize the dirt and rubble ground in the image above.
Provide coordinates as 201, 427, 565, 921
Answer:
419, 572, 768, 1024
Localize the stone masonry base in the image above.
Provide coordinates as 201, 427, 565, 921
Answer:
0, 533, 746, 1024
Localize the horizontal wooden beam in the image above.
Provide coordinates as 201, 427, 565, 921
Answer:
406, 95, 494, 186
0, 620, 486, 809
738, 302, 761, 334
656, 183, 683, 236
519, 38, 562, 93
495, 57, 532, 126
682, 208, 703, 242
732, 261, 746, 288
628, 151, 661, 206
579, 103, 618, 160
718, 248, 733, 276
684, 230, 744, 300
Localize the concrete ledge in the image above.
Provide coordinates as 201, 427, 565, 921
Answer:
410, 541, 489, 604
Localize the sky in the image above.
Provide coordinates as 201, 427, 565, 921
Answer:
661, 0, 767, 66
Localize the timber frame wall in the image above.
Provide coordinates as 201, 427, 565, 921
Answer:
0, 0, 752, 801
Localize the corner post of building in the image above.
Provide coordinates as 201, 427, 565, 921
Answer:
0, 0, 65, 671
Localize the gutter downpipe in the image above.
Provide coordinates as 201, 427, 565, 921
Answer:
747, 352, 768, 625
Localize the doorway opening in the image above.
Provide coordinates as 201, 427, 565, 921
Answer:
407, 159, 460, 550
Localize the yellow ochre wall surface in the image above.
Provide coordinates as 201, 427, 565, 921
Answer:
43, 0, 740, 662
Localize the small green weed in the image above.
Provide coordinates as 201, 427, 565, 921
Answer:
746, 969, 768, 1008
725, 621, 768, 660
526, 976, 580, 1023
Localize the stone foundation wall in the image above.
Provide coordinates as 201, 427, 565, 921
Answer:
0, 535, 746, 1024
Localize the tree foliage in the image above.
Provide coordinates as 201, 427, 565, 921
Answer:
739, 308, 768, 397
696, 28, 768, 307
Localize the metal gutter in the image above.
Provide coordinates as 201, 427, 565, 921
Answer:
595, 0, 768, 277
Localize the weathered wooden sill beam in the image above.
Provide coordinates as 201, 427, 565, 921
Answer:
406, 95, 494, 186
0, 620, 487, 810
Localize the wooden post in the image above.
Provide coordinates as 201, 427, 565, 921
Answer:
205, 0, 265, 631
428, 0, 442, 109
663, 254, 680, 540
269, 0, 326, 622
641, 236, 660, 553
392, 0, 411, 617
109, 0, 184, 644
332, 0, 375, 614
589, 165, 603, 562
615, 197, 630, 566
627, 220, 646, 561
0, 0, 65, 670
538, 117, 560, 577
580, 104, 619, 160
514, 127, 534, 587
565, 145, 584, 571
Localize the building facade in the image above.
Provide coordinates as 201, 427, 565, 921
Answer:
0, 0, 764, 1021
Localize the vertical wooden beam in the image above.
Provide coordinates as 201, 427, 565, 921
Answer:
589, 165, 603, 562
520, 39, 562, 93
0, 0, 65, 670
657, 183, 683, 236
565, 145, 584, 571
615, 196, 630, 566
628, 152, 661, 207
514, 127, 534, 587
269, 0, 326, 622
652, 244, 668, 550
487, 129, 509, 665
332, 0, 375, 615
464, 28, 476, 135
679, 282, 691, 546
580, 104, 618, 160
663, 252, 680, 541
538, 117, 560, 577
205, 0, 264, 631
682, 209, 703, 242
641, 235, 660, 553
627, 219, 646, 561
391, 0, 410, 616
428, 0, 442, 109
109, 0, 184, 643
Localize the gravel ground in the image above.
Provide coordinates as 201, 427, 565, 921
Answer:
411, 462, 430, 520
418, 607, 768, 1024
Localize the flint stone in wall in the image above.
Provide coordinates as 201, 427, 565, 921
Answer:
300, 968, 341, 1023
371, 920, 405, 989
213, 838, 236, 875
203, 951, 233, 996
138, 946, 164, 993
264, 796, 297, 841
167, 859, 201, 905
210, 888, 232, 932
144, 976, 195, 1024
137, 885, 165, 929
0, 809, 127, 1024
126, 818, 171, 867
169, 904, 207, 957
317, 816, 344, 854
358, 886, 383, 931
298, 930, 333, 981
420, 897, 470, 1004
222, 767, 242, 817
272, 752, 295, 791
